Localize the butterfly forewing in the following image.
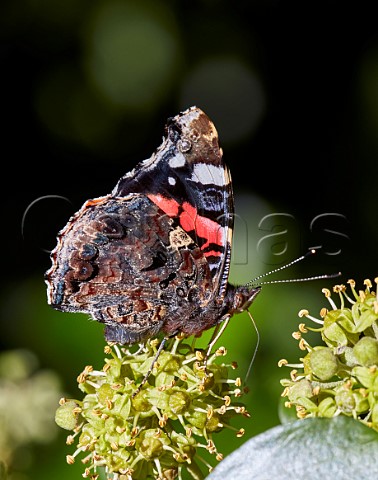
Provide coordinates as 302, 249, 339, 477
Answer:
112, 107, 234, 299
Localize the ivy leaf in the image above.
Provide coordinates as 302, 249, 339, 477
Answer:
207, 416, 378, 479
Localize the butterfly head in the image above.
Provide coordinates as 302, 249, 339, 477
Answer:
228, 284, 261, 315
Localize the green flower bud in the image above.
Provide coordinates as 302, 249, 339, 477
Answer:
310, 348, 339, 380
341, 346, 358, 367
334, 388, 355, 413
205, 413, 222, 433
97, 383, 114, 405
135, 429, 166, 460
55, 401, 81, 430
168, 390, 191, 415
288, 379, 313, 402
353, 337, 378, 367
132, 391, 152, 412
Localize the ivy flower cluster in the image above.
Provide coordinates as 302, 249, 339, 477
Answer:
280, 278, 378, 430
55, 336, 249, 480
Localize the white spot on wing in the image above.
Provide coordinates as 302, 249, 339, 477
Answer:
168, 176, 176, 185
168, 152, 186, 168
191, 163, 227, 186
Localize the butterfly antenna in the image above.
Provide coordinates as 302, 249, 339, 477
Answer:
245, 247, 341, 287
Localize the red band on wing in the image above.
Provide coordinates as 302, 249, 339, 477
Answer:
148, 194, 224, 257
147, 194, 179, 217
181, 202, 224, 255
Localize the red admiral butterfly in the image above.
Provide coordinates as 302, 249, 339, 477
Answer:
45, 107, 261, 347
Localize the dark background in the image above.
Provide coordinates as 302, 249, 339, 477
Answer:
1, 1, 378, 479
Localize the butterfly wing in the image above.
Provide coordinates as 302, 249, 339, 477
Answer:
112, 107, 234, 299
46, 107, 233, 344
46, 194, 214, 343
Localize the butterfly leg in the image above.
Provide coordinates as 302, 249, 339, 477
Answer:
132, 336, 169, 398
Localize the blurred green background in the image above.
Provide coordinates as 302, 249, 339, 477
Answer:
1, 0, 378, 478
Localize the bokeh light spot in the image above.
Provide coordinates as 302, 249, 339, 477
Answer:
84, 0, 181, 111
34, 64, 119, 150
180, 56, 266, 145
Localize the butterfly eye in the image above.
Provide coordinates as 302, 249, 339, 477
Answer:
232, 292, 245, 311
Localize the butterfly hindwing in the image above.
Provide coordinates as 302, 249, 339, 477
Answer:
46, 193, 215, 343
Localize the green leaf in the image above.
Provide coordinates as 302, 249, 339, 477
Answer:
207, 416, 378, 479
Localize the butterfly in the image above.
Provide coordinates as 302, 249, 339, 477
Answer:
45, 107, 261, 349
